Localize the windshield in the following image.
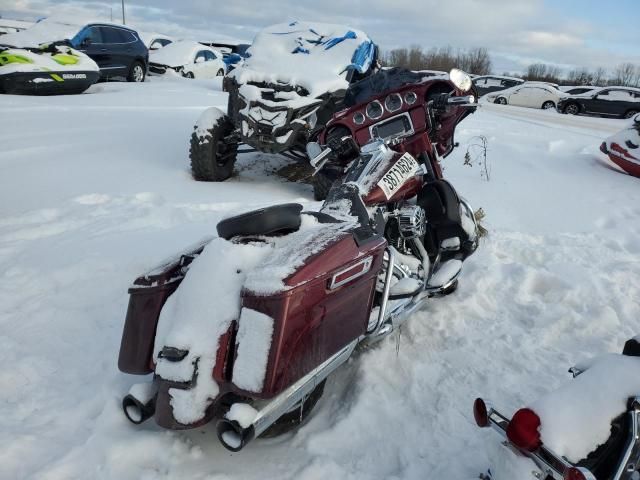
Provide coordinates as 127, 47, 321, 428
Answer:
345, 67, 434, 107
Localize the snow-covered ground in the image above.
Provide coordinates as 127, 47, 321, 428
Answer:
1, 77, 639, 480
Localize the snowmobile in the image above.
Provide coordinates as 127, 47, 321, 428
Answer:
600, 114, 640, 178
0, 42, 99, 95
473, 336, 640, 480
188, 21, 379, 197
118, 67, 479, 452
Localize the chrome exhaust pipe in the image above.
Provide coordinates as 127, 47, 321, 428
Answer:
216, 419, 255, 452
122, 382, 157, 425
216, 339, 358, 451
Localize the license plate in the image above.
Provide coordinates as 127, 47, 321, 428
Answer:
377, 153, 420, 199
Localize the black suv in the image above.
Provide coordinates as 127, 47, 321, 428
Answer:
558, 87, 640, 119
70, 24, 148, 82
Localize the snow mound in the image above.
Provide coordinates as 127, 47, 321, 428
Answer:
531, 354, 640, 463
0, 18, 81, 48
231, 21, 374, 98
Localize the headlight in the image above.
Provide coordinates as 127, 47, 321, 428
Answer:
404, 91, 417, 105
353, 112, 365, 125
449, 68, 472, 92
366, 100, 384, 120
384, 93, 403, 113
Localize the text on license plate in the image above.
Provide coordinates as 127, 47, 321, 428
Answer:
376, 153, 420, 199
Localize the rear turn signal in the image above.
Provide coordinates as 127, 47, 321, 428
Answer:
506, 408, 542, 451
564, 467, 595, 480
473, 398, 489, 427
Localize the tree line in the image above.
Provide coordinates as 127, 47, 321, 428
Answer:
381, 46, 640, 88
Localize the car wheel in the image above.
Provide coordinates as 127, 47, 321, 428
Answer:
127, 61, 145, 82
184, 72, 195, 79
564, 103, 580, 115
624, 110, 639, 119
495, 97, 507, 105
216, 69, 224, 77
542, 101, 555, 110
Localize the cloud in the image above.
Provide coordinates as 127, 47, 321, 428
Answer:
2, 0, 639, 73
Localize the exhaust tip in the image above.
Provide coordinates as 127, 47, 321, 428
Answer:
216, 419, 255, 452
122, 393, 155, 425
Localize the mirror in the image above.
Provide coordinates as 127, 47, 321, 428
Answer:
150, 44, 160, 51
449, 68, 472, 92
305, 142, 322, 161
195, 57, 205, 64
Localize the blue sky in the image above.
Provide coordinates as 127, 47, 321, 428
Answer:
1, 0, 639, 75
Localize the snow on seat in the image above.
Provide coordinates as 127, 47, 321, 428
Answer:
530, 353, 640, 463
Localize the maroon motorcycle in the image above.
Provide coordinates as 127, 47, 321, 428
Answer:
117, 67, 479, 451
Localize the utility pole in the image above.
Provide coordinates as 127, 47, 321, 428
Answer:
110, 7, 113, 22
121, 0, 126, 25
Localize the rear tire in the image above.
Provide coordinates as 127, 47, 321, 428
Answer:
495, 97, 507, 105
260, 380, 326, 438
127, 61, 145, 82
184, 72, 195, 79
189, 116, 237, 181
564, 103, 580, 115
216, 69, 224, 76
625, 110, 639, 119
542, 101, 555, 110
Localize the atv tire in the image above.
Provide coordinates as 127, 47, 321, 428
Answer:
190, 116, 237, 181
260, 380, 326, 438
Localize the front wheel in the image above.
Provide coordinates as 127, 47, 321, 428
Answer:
189, 112, 237, 181
127, 61, 145, 82
184, 71, 195, 79
495, 97, 507, 105
625, 110, 639, 119
260, 380, 326, 438
542, 101, 555, 110
564, 103, 580, 115
216, 69, 224, 77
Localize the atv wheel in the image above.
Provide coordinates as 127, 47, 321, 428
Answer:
495, 97, 507, 105
564, 103, 580, 115
189, 116, 238, 181
260, 380, 326, 438
542, 101, 555, 110
128, 61, 146, 82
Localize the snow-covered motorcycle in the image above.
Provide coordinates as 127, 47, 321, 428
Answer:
474, 336, 640, 480
117, 68, 479, 452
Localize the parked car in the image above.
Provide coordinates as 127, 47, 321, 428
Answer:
558, 86, 640, 119
560, 85, 596, 95
485, 82, 563, 109
201, 42, 250, 72
473, 75, 524, 97
139, 32, 173, 52
69, 23, 148, 82
149, 40, 226, 79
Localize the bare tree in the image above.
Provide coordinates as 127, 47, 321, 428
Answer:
613, 63, 637, 86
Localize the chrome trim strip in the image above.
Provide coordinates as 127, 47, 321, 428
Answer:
329, 256, 373, 290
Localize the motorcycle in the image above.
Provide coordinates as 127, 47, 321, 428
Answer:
473, 336, 640, 480
117, 67, 479, 452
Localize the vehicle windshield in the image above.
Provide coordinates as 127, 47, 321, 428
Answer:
344, 67, 434, 107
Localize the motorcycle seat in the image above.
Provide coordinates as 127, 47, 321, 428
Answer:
217, 203, 304, 239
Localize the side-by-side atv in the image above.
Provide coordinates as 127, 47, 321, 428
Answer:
188, 21, 378, 187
